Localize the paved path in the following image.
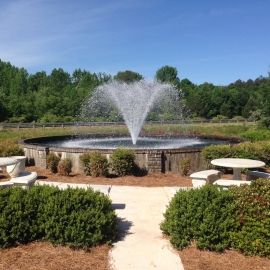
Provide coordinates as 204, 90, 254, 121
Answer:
36, 181, 185, 270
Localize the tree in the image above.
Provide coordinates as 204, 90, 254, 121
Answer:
27, 71, 48, 93
242, 97, 258, 118
114, 70, 143, 83
48, 68, 71, 94
155, 65, 180, 87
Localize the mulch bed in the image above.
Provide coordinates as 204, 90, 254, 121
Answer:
0, 167, 270, 270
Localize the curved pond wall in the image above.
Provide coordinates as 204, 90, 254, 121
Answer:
18, 134, 245, 174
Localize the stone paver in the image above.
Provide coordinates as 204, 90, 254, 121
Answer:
109, 186, 184, 270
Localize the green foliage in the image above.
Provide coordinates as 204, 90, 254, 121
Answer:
58, 158, 72, 176
1, 58, 270, 122
232, 115, 244, 120
202, 141, 270, 168
46, 152, 61, 173
155, 65, 180, 87
161, 185, 238, 252
0, 139, 25, 157
0, 187, 33, 248
79, 152, 92, 175
161, 178, 270, 257
89, 152, 109, 177
229, 179, 270, 258
0, 185, 117, 249
179, 157, 191, 176
113, 70, 143, 83
212, 115, 228, 120
241, 130, 270, 142
110, 147, 135, 176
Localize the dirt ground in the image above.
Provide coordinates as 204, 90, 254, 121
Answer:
1, 167, 270, 270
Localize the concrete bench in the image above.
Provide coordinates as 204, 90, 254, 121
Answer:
0, 181, 14, 189
9, 172, 37, 190
213, 179, 251, 189
190, 169, 222, 187
245, 171, 270, 181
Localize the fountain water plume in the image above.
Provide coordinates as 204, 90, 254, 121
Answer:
79, 79, 183, 144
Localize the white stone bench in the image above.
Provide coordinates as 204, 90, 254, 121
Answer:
245, 171, 270, 181
213, 179, 251, 189
0, 181, 14, 189
9, 172, 37, 190
190, 169, 222, 187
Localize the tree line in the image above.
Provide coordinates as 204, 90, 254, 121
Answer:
0, 59, 269, 126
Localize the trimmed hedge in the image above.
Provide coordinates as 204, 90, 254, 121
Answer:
0, 185, 117, 249
160, 185, 238, 252
161, 179, 270, 258
110, 147, 135, 176
202, 141, 270, 168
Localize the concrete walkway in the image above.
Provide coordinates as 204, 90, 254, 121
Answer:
36, 181, 185, 270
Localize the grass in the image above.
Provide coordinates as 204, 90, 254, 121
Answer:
0, 122, 256, 142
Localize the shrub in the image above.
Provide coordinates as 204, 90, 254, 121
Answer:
58, 158, 72, 176
89, 152, 109, 177
229, 179, 270, 258
0, 187, 32, 248
110, 147, 135, 176
0, 185, 117, 249
179, 157, 191, 176
202, 141, 270, 168
212, 115, 228, 120
46, 152, 61, 173
0, 139, 25, 157
160, 185, 238, 252
79, 152, 92, 175
241, 130, 270, 142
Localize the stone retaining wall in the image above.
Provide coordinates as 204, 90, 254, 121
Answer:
20, 141, 205, 173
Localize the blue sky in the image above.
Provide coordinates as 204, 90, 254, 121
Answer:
0, 0, 269, 85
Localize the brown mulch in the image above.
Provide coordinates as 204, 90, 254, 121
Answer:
1, 167, 270, 270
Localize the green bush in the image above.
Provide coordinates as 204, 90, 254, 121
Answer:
79, 152, 92, 175
160, 185, 238, 252
179, 157, 191, 176
229, 179, 270, 258
212, 115, 228, 120
110, 147, 135, 176
0, 139, 25, 157
241, 130, 270, 142
89, 152, 109, 177
58, 158, 72, 176
202, 141, 270, 168
46, 152, 61, 173
0, 185, 117, 249
0, 187, 33, 248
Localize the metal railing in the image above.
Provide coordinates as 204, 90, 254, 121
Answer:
0, 119, 256, 130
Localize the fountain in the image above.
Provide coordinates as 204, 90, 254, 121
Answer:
19, 79, 244, 173
78, 79, 183, 144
